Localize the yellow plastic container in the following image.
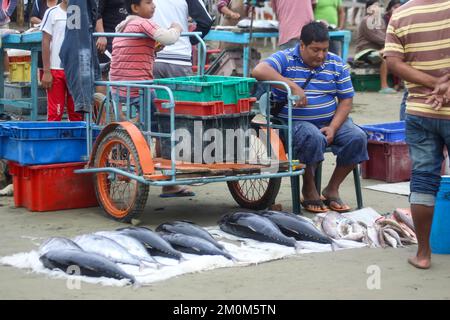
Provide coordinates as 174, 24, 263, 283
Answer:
9, 61, 31, 82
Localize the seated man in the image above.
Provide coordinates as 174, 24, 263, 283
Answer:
252, 21, 368, 213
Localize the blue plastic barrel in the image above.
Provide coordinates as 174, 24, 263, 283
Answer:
430, 176, 450, 254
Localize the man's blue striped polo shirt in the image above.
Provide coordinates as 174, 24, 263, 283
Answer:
264, 44, 354, 124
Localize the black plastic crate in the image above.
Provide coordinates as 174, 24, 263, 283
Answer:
156, 112, 254, 163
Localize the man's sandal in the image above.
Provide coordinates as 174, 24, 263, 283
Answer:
300, 199, 329, 213
321, 196, 351, 213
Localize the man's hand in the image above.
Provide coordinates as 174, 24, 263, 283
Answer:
226, 12, 241, 20
41, 70, 53, 90
96, 36, 107, 54
320, 126, 336, 145
426, 75, 450, 111
291, 85, 307, 107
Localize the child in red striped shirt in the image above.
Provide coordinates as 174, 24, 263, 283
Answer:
110, 0, 182, 119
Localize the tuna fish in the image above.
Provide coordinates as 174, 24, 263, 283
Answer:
258, 210, 333, 245
39, 249, 135, 283
155, 221, 225, 250
39, 237, 84, 255
73, 234, 144, 267
95, 231, 164, 268
159, 232, 235, 260
116, 227, 184, 261
218, 212, 298, 248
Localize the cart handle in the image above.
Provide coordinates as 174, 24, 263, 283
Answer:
93, 32, 207, 76
255, 80, 299, 173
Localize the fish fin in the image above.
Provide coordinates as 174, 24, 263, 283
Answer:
286, 227, 300, 235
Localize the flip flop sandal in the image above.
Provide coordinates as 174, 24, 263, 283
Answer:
300, 199, 329, 213
321, 196, 351, 213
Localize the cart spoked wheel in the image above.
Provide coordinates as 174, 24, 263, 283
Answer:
94, 129, 149, 222
227, 129, 282, 210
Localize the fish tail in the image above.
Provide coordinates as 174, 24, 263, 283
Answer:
330, 241, 337, 252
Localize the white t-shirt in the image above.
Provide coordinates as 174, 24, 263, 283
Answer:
40, 5, 67, 70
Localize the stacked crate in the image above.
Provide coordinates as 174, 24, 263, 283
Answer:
153, 75, 257, 163
360, 121, 411, 182
0, 122, 99, 211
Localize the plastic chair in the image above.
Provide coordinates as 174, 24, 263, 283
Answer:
257, 95, 363, 213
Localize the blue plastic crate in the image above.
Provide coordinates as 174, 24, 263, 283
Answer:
2, 122, 100, 165
21, 31, 42, 43
2, 33, 22, 44
360, 121, 405, 142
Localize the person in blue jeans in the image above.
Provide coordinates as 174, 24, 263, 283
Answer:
385, 0, 450, 269
253, 21, 368, 213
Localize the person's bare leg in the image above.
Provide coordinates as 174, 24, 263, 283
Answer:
301, 163, 327, 211
322, 164, 355, 210
380, 59, 389, 89
408, 204, 433, 269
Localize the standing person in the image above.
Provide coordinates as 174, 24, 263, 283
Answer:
271, 0, 316, 50
109, 0, 182, 114
30, 0, 60, 80
40, 0, 83, 121
96, 0, 128, 66
384, 0, 450, 269
152, 0, 212, 197
313, 0, 345, 55
354, 0, 396, 94
152, 0, 213, 78
252, 21, 368, 213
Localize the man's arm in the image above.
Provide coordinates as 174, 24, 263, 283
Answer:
385, 56, 440, 89
320, 97, 352, 144
41, 31, 53, 89
252, 62, 307, 107
187, 0, 214, 45
96, 0, 107, 54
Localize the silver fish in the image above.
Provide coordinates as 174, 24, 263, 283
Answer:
155, 221, 225, 250
218, 212, 298, 249
39, 237, 83, 256
40, 249, 135, 284
95, 231, 164, 268
73, 234, 143, 267
117, 227, 184, 261
159, 232, 235, 260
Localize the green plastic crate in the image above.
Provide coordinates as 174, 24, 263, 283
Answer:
153, 75, 256, 104
351, 73, 394, 92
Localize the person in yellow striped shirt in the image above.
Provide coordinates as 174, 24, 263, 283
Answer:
384, 0, 450, 270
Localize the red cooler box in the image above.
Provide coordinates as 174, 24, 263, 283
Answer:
8, 161, 98, 212
361, 141, 412, 183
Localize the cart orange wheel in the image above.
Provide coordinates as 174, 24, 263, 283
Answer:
94, 129, 149, 222
227, 128, 282, 210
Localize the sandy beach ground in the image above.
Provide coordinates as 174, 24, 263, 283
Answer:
1, 89, 450, 300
